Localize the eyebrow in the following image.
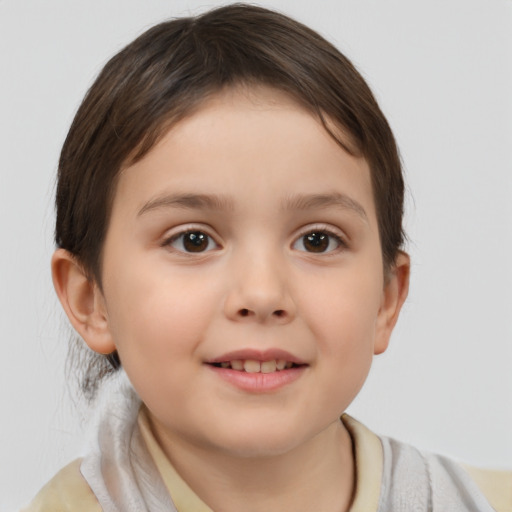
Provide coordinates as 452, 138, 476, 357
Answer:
137, 193, 235, 216
137, 191, 367, 221
283, 192, 368, 221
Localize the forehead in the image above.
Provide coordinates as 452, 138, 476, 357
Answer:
113, 86, 376, 222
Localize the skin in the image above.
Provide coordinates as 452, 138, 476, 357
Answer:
52, 86, 409, 512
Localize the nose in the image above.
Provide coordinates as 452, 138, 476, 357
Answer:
223, 251, 296, 324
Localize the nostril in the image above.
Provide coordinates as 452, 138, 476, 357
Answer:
236, 308, 288, 319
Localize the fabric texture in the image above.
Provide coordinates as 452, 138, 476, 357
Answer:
463, 465, 512, 512
378, 436, 496, 511
23, 371, 506, 511
137, 407, 214, 512
79, 372, 177, 512
20, 459, 101, 512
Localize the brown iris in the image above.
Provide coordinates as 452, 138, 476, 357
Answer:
182, 231, 209, 252
303, 232, 329, 253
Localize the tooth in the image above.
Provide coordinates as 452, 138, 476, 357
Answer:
244, 360, 261, 373
220, 362, 230, 369
231, 360, 244, 370
276, 359, 286, 370
285, 361, 293, 369
261, 360, 277, 373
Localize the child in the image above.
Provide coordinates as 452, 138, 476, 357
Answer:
24, 4, 509, 511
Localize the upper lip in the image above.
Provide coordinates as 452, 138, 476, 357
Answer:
205, 348, 307, 365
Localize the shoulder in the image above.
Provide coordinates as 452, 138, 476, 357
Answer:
21, 459, 101, 512
381, 435, 511, 512
462, 464, 512, 512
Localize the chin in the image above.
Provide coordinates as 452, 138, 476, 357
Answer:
218, 435, 301, 459
203, 416, 315, 459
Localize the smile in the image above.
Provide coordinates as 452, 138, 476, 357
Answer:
210, 359, 298, 373
205, 349, 308, 392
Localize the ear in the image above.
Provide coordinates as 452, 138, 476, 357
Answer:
374, 251, 410, 355
51, 248, 116, 355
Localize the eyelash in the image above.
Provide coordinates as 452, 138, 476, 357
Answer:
292, 226, 347, 255
162, 225, 347, 255
163, 228, 220, 254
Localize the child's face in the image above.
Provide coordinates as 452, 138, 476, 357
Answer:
90, 86, 407, 457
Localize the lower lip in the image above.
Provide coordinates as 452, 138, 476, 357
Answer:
206, 365, 307, 392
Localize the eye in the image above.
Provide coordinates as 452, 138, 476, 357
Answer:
167, 230, 218, 253
293, 230, 344, 253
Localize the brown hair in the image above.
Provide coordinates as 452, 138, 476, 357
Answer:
56, 3, 405, 397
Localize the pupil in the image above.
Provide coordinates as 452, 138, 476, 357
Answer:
304, 232, 328, 252
184, 232, 208, 252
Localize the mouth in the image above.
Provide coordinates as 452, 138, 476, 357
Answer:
209, 359, 303, 373
204, 349, 308, 390
206, 356, 307, 392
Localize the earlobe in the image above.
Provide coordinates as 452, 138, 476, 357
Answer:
51, 249, 116, 355
374, 251, 410, 355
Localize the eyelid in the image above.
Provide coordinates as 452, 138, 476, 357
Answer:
295, 223, 347, 240
161, 224, 221, 253
292, 223, 348, 253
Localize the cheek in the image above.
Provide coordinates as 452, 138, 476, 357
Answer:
301, 266, 382, 343
102, 257, 222, 368
298, 262, 382, 393
102, 268, 221, 411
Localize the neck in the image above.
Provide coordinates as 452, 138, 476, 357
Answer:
149, 417, 355, 512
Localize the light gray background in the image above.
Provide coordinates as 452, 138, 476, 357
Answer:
1, 0, 511, 509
